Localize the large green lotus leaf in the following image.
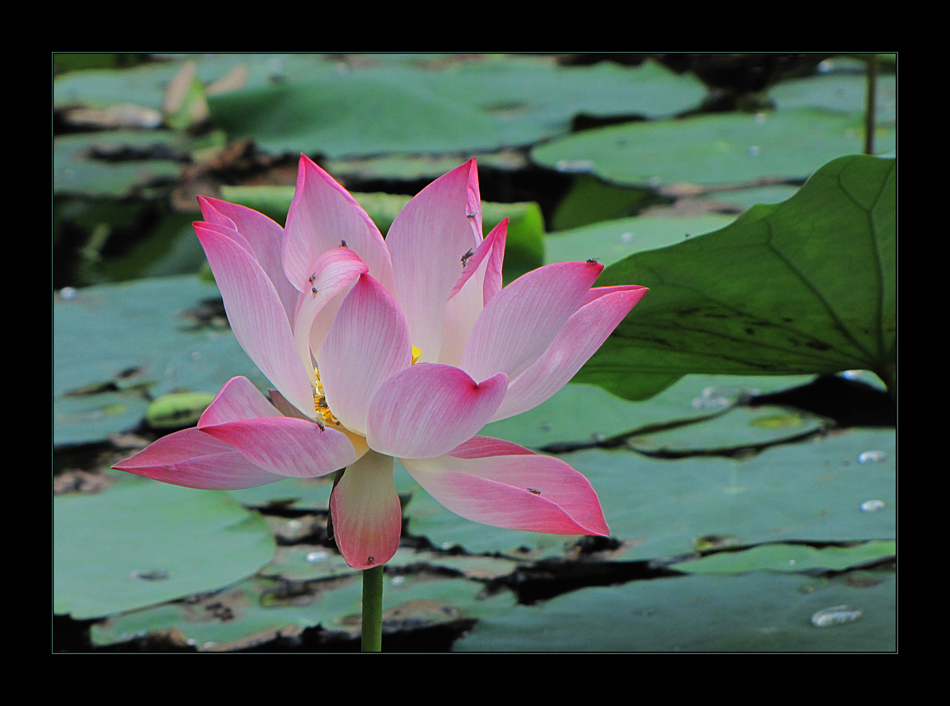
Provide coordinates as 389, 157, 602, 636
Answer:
574, 154, 896, 400
531, 109, 895, 188
54, 477, 276, 619
455, 570, 895, 651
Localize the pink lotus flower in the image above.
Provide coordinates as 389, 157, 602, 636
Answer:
114, 156, 647, 569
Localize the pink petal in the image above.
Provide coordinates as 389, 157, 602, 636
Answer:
329, 449, 402, 569
198, 376, 285, 426
446, 216, 505, 303
199, 416, 357, 478
319, 273, 412, 436
492, 284, 648, 421
459, 260, 605, 382
439, 219, 509, 367
385, 159, 481, 364
463, 158, 482, 242
290, 246, 368, 372
446, 435, 535, 459
195, 222, 315, 417
282, 155, 394, 295
401, 436, 609, 535
479, 218, 506, 306
198, 196, 298, 324
112, 427, 283, 490
366, 364, 508, 459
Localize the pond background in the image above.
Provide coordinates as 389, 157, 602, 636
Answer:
53, 53, 896, 652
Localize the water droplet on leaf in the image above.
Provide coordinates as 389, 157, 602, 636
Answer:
860, 499, 886, 513
811, 605, 862, 627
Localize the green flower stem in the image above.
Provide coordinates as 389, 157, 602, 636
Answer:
361, 565, 384, 652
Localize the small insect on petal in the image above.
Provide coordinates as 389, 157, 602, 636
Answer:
340, 240, 348, 248
461, 248, 475, 267
466, 212, 477, 219
311, 286, 319, 295
586, 258, 599, 264
527, 488, 541, 495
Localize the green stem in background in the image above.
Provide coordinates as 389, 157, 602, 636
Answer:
864, 53, 879, 155
361, 565, 383, 652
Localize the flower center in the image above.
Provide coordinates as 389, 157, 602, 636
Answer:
312, 367, 342, 429
312, 346, 424, 428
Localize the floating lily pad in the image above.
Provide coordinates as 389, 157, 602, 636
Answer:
54, 477, 276, 619
770, 63, 896, 124
206, 56, 707, 157
89, 561, 486, 651
53, 275, 266, 447
455, 570, 895, 651
402, 373, 893, 560
581, 427, 895, 563
532, 109, 896, 188
88, 575, 358, 651
670, 540, 896, 574
145, 391, 216, 429
54, 389, 150, 448
481, 373, 815, 451
544, 213, 737, 268
54, 131, 184, 198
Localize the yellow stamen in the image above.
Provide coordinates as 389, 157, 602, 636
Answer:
411, 345, 423, 365
312, 367, 342, 428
